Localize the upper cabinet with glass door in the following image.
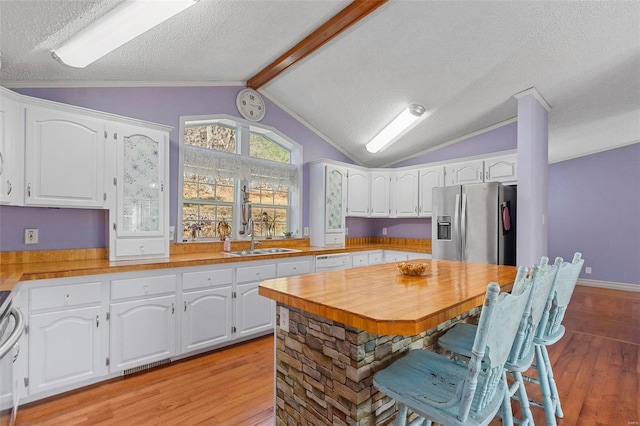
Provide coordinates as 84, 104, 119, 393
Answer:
111, 123, 170, 260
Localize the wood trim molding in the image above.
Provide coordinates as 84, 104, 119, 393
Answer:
247, 0, 388, 89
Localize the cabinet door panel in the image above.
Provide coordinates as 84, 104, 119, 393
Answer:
25, 106, 105, 208
182, 287, 233, 353
485, 154, 517, 183
29, 306, 102, 394
325, 165, 347, 233
418, 166, 445, 217
346, 168, 369, 217
445, 160, 484, 186
109, 295, 175, 372
391, 170, 419, 217
0, 90, 23, 205
235, 282, 274, 338
370, 172, 390, 217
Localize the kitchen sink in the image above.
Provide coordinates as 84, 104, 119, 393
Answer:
224, 248, 301, 256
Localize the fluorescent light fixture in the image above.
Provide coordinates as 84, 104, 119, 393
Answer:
52, 0, 198, 68
365, 104, 427, 154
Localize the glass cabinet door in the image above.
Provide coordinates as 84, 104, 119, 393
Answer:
117, 126, 166, 236
325, 165, 345, 233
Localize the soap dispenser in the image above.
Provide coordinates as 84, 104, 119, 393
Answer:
223, 237, 231, 252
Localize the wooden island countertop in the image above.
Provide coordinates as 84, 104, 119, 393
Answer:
259, 259, 518, 335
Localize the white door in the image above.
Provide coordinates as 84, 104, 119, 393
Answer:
484, 154, 517, 184
0, 91, 23, 205
418, 166, 445, 217
235, 282, 275, 338
369, 172, 390, 217
391, 170, 419, 217
109, 295, 175, 372
325, 165, 347, 233
29, 306, 103, 394
24, 105, 106, 208
445, 159, 484, 186
346, 168, 369, 217
181, 287, 233, 353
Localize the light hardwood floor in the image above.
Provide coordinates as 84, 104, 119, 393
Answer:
16, 286, 640, 425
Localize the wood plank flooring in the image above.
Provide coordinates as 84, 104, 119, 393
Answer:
16, 285, 640, 425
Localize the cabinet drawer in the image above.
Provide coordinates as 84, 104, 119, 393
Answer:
30, 281, 102, 311
325, 234, 345, 246
236, 264, 276, 284
114, 238, 166, 258
182, 268, 233, 291
351, 254, 368, 268
368, 252, 383, 265
277, 260, 311, 277
111, 275, 176, 300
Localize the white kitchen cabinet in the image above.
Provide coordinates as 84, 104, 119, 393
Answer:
277, 258, 312, 277
484, 154, 517, 184
352, 250, 384, 268
181, 268, 234, 354
390, 169, 419, 217
310, 162, 347, 247
418, 166, 445, 217
445, 159, 485, 186
384, 250, 409, 263
27, 280, 106, 396
346, 167, 369, 217
110, 123, 170, 261
109, 274, 177, 372
24, 104, 106, 208
235, 263, 276, 338
0, 88, 24, 205
369, 171, 390, 217
368, 251, 383, 265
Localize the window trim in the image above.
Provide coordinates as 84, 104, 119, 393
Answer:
177, 114, 303, 243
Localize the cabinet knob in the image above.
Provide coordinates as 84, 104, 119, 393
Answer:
140, 245, 145, 253
144, 285, 149, 292
6, 180, 11, 195
184, 301, 187, 312
65, 294, 70, 299
27, 183, 31, 197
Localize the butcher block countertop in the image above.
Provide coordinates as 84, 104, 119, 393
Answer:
0, 237, 430, 292
259, 259, 518, 335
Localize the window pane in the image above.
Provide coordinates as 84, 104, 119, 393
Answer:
185, 124, 236, 153
274, 189, 289, 206
183, 182, 198, 200
250, 133, 290, 163
199, 183, 215, 200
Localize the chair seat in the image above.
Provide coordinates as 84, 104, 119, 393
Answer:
374, 349, 505, 426
437, 322, 476, 358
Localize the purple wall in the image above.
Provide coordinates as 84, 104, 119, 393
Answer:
391, 121, 517, 167
0, 86, 351, 251
547, 143, 640, 285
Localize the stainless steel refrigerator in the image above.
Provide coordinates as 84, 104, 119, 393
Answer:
432, 182, 516, 265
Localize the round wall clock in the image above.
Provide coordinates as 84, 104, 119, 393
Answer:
236, 88, 266, 122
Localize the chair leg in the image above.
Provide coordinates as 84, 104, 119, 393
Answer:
501, 374, 514, 426
394, 403, 408, 426
540, 345, 564, 418
512, 371, 534, 426
535, 345, 557, 426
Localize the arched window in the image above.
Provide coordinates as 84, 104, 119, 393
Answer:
178, 116, 302, 242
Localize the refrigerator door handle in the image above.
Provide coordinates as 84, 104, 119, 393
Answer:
461, 193, 467, 261
454, 193, 461, 260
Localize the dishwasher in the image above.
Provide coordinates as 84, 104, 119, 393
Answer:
315, 253, 352, 272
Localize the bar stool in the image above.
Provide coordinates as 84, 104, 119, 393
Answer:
438, 257, 559, 425
373, 275, 532, 426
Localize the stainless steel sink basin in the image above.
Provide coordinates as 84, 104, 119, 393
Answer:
259, 248, 301, 254
224, 250, 266, 256
224, 248, 301, 256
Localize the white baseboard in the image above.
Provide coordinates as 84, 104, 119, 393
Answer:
578, 278, 640, 292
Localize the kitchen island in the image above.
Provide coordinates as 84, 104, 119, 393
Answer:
259, 259, 518, 425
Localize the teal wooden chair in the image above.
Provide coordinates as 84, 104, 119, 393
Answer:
373, 277, 533, 426
438, 257, 559, 425
525, 252, 584, 425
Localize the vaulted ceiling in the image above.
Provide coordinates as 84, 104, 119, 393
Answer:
1, 0, 639, 167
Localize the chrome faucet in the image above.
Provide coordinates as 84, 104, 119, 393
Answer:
247, 217, 260, 251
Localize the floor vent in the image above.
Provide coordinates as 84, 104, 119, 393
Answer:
123, 358, 171, 376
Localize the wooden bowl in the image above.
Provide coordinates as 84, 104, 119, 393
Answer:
397, 262, 428, 276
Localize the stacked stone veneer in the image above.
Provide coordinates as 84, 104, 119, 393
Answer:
274, 303, 481, 426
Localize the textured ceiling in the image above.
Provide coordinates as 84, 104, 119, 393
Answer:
1, 0, 639, 167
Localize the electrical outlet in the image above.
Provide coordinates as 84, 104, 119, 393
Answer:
279, 307, 290, 332
382, 227, 387, 235
303, 227, 309, 236
585, 266, 592, 274
25, 228, 39, 244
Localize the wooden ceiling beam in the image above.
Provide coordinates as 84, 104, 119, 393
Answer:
247, 0, 388, 90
